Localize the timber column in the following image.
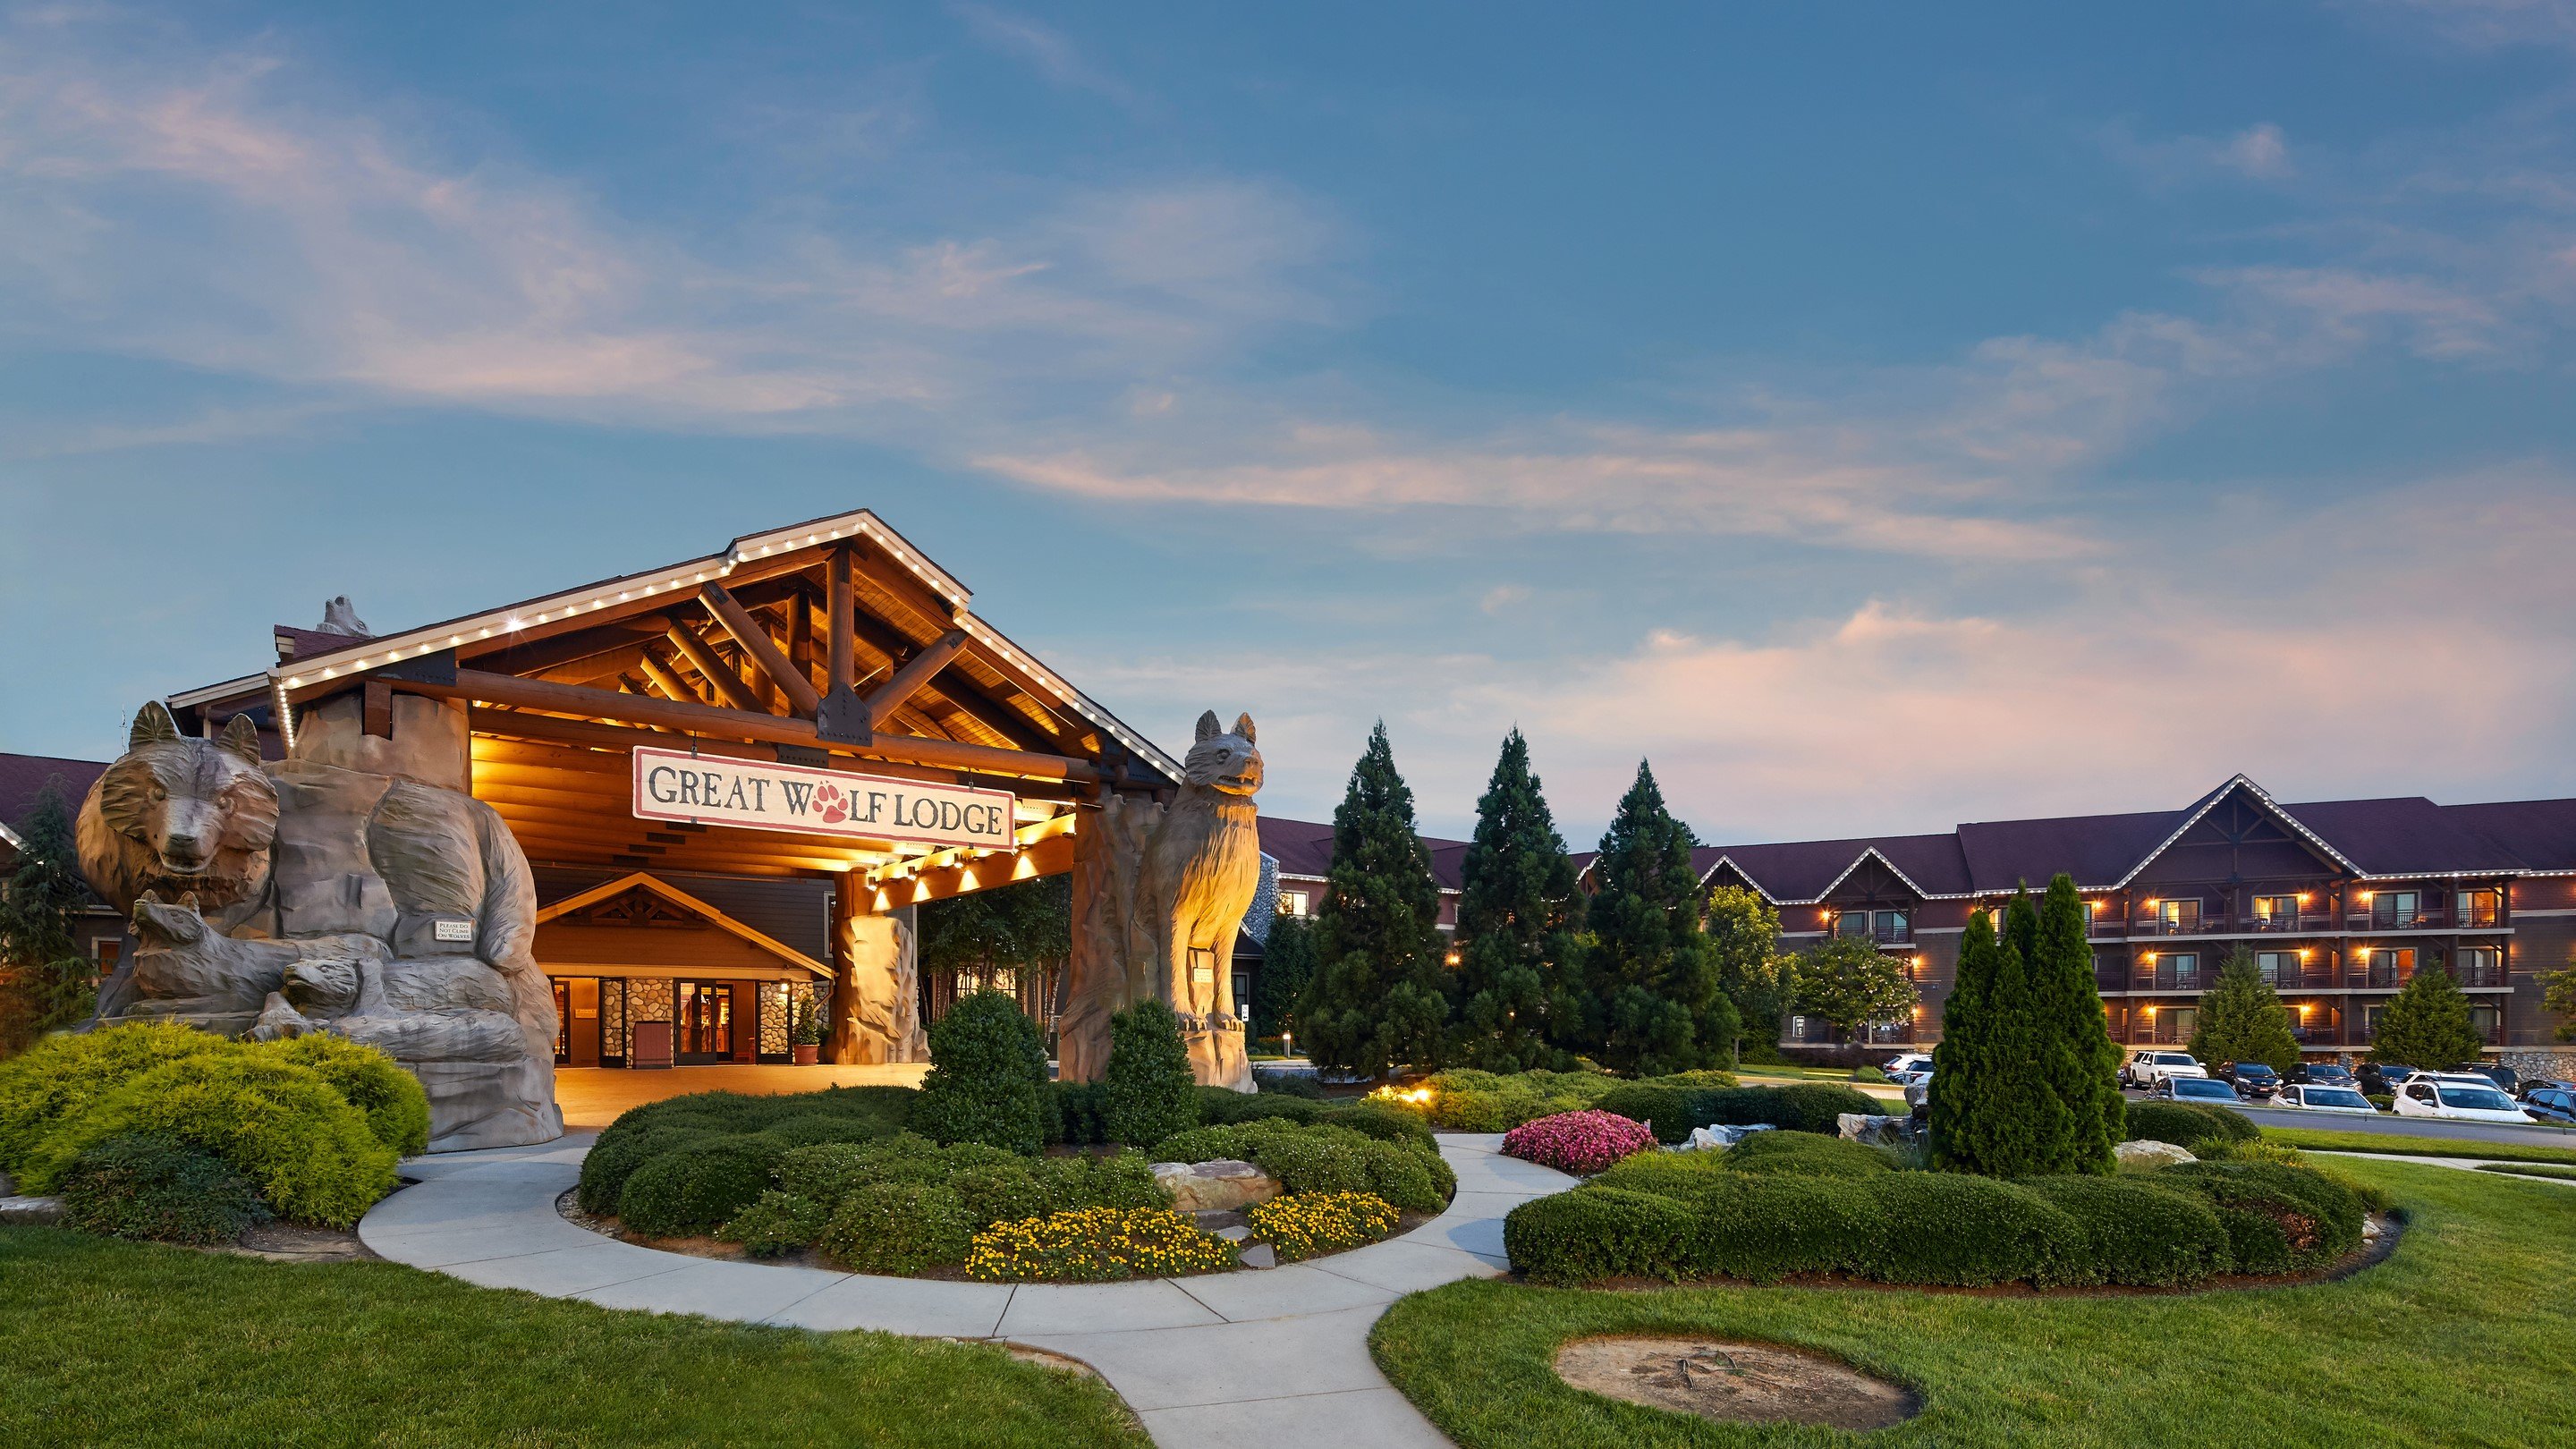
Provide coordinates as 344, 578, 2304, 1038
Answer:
827, 870, 926, 1063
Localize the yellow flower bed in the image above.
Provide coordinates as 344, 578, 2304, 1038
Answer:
964, 1206, 1238, 1283
1244, 1191, 1401, 1262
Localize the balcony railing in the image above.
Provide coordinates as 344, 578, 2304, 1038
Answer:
1839, 924, 1914, 945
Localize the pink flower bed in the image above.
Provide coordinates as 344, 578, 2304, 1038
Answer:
1499, 1109, 1658, 1174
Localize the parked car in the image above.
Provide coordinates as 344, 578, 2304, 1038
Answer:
2122, 1050, 2207, 1089
2150, 1075, 2247, 1106
2357, 1062, 2417, 1097
2520, 1085, 2576, 1126
1882, 1053, 1935, 1079
2284, 1062, 2357, 1089
2391, 1075, 2536, 1124
2214, 1062, 2282, 1099
2514, 1078, 2574, 1102
2275, 1083, 2381, 1115
2445, 1063, 2516, 1094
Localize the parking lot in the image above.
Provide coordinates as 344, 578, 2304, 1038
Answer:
2114, 1084, 2576, 1150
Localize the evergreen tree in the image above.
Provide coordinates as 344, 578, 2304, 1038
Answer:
1450, 729, 1583, 1070
0, 781, 96, 1049
2369, 958, 2485, 1069
1927, 909, 1998, 1171
1252, 913, 1317, 1042
2189, 945, 2302, 1075
1102, 997, 1202, 1147
1561, 761, 1730, 1076
2032, 874, 2123, 1172
1704, 885, 1788, 1054
2544, 962, 2576, 1043
1295, 724, 1451, 1077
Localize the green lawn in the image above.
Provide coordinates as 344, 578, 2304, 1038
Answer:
2478, 1162, 2576, 1182
0, 1227, 1146, 1449
1372, 1157, 2572, 1447
2258, 1125, 2576, 1165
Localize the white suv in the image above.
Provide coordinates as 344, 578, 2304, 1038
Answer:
1882, 1053, 1935, 1085
2392, 1074, 2534, 1124
2122, 1050, 2207, 1089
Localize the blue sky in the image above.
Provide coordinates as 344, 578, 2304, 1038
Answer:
4, 1, 2574, 843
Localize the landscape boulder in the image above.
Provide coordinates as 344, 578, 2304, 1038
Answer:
1677, 1123, 1777, 1152
1837, 1113, 1924, 1147
2114, 1139, 2198, 1169
1152, 1158, 1282, 1213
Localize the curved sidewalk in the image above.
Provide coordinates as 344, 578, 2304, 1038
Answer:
360, 1131, 1571, 1448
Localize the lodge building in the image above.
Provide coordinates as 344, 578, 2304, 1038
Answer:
1688, 775, 2576, 1072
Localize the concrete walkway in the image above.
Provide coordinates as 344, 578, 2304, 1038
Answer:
360, 1131, 1571, 1448
2314, 1149, 2576, 1183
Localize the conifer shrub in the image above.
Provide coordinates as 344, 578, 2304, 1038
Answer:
2157, 1160, 2363, 1275
250, 1035, 430, 1157
58, 1132, 272, 1245
910, 990, 1049, 1155
818, 1182, 975, 1274
1103, 998, 1200, 1148
21, 1052, 394, 1226
2123, 1101, 2257, 1152
0, 1022, 228, 1169
717, 1191, 830, 1258
616, 1134, 786, 1237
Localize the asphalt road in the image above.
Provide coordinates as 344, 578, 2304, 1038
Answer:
2120, 1088, 2576, 1150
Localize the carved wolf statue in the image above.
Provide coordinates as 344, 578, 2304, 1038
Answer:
1062, 709, 1262, 1090
78, 702, 563, 1151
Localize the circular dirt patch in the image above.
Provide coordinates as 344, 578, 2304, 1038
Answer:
1555, 1336, 1919, 1431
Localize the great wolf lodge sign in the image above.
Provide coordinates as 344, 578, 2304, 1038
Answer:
631, 746, 1016, 851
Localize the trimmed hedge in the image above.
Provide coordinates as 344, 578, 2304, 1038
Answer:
818, 1182, 975, 1274
1195, 1087, 1324, 1127
911, 991, 1050, 1155
617, 1135, 785, 1237
1715, 1131, 1892, 1179
58, 1132, 273, 1245
1589, 1081, 1884, 1143
1506, 1149, 2365, 1290
2123, 1101, 2258, 1152
1151, 1119, 1454, 1213
578, 1085, 912, 1216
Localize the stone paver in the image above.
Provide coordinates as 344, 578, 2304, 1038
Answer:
360, 1128, 1563, 1447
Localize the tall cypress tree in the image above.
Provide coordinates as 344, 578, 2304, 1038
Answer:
1451, 730, 1583, 1070
1563, 761, 1731, 1076
1928, 908, 1998, 1171
1295, 723, 1451, 1078
2033, 874, 2123, 1173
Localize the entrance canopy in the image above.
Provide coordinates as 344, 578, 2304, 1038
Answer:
165, 510, 1181, 908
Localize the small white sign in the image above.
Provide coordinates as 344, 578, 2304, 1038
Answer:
433, 919, 474, 943
631, 745, 1017, 851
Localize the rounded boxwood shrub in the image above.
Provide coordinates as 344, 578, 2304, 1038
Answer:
1857, 1174, 2080, 1287
250, 1034, 430, 1157
1693, 1175, 1895, 1284
1104, 998, 1200, 1148
910, 991, 1048, 1156
2016, 1175, 2233, 1286
2123, 1101, 2257, 1151
1719, 1131, 1893, 1178
2157, 1160, 2362, 1275
616, 1134, 785, 1236
1505, 1185, 1703, 1285
716, 1190, 829, 1258
758, 1114, 887, 1148
58, 1131, 272, 1245
819, 1182, 974, 1274
0, 1022, 228, 1170
1196, 1089, 1323, 1127
578, 1124, 719, 1215
1317, 1101, 1439, 1154
22, 1053, 394, 1226
1032, 1151, 1167, 1212
948, 1162, 1054, 1231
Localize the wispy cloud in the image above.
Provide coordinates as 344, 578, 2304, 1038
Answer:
947, 3, 1146, 112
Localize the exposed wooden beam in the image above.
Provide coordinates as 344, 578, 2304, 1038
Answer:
867, 629, 970, 731
635, 648, 699, 705
664, 623, 767, 714
411, 670, 1104, 783
826, 547, 856, 689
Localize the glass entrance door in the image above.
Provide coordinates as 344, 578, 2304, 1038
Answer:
553, 980, 572, 1063
677, 982, 734, 1063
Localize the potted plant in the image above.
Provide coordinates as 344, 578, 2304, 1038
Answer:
792, 1001, 825, 1064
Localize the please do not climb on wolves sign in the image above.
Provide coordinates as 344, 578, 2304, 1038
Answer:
630, 745, 1015, 851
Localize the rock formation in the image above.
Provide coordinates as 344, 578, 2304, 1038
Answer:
1061, 710, 1263, 1090
78, 701, 562, 1152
